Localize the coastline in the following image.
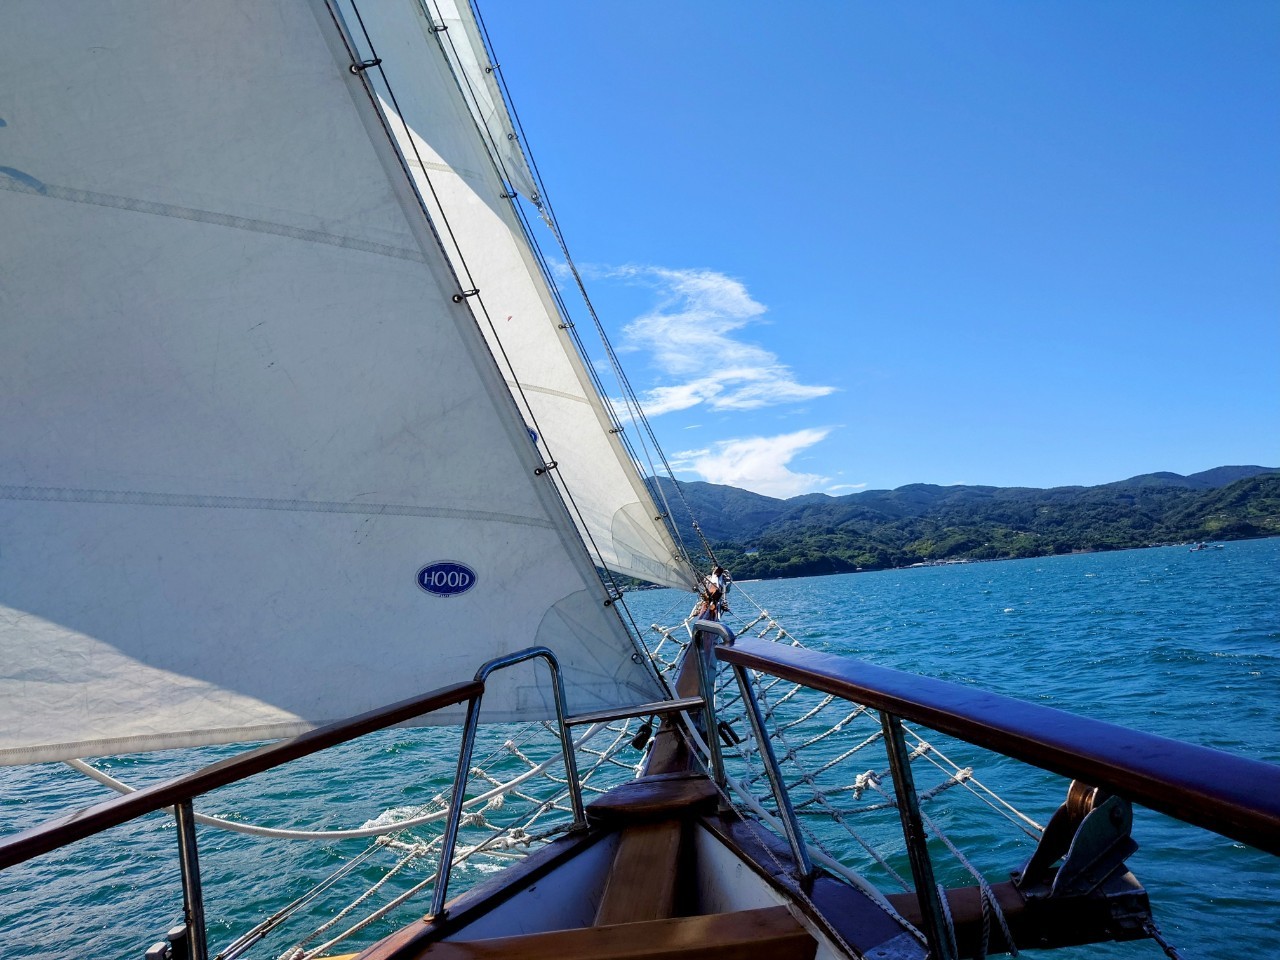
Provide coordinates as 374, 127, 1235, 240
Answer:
628, 533, 1279, 589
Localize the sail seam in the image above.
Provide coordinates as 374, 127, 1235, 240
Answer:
405, 154, 484, 183
0, 485, 556, 528
0, 178, 425, 263
502, 381, 591, 404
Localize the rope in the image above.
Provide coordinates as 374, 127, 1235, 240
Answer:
740, 669, 912, 889
672, 613, 1041, 955
257, 608, 1043, 960
285, 839, 433, 958
905, 729, 1044, 838
937, 882, 960, 959
978, 883, 992, 960
217, 840, 389, 960
273, 719, 624, 958
65, 722, 614, 842
916, 804, 1019, 957
221, 590, 1046, 959
689, 725, 927, 953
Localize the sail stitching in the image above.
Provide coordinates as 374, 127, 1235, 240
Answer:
0, 178, 425, 263
0, 485, 556, 528
502, 381, 591, 404
404, 154, 486, 184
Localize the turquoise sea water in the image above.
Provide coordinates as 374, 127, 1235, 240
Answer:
3, 539, 1277, 958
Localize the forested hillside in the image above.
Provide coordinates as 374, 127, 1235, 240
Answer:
651, 466, 1280, 580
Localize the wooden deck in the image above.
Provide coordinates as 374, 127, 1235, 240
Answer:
415, 908, 815, 960
593, 819, 684, 926
355, 771, 819, 960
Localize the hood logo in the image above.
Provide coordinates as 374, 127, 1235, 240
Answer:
417, 561, 476, 598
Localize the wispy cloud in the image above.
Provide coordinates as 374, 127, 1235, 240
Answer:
826, 483, 867, 493
671, 428, 833, 498
632, 382, 722, 416
602, 265, 835, 415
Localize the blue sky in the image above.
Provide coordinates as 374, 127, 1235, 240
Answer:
483, 1, 1279, 497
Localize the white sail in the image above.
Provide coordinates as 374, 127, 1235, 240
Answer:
339, 0, 697, 592
420, 0, 541, 203
0, 0, 665, 765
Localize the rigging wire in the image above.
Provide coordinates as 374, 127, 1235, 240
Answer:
338, 0, 667, 671
177, 601, 1045, 960
425, 0, 695, 572
409, 16, 667, 513
349, 0, 713, 682
437, 0, 702, 572
466, 0, 714, 567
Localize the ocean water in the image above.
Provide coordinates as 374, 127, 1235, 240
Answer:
2, 539, 1277, 959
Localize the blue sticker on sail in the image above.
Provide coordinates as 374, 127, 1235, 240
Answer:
417, 561, 476, 597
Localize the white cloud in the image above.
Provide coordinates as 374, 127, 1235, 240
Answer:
671, 428, 833, 498
827, 483, 867, 493
630, 381, 721, 416
602, 265, 835, 415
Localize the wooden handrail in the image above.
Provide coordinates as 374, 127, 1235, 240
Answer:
719, 637, 1280, 855
0, 680, 483, 871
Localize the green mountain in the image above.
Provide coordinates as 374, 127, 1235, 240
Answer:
652, 466, 1280, 581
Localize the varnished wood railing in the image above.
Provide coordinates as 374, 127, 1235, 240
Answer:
718, 637, 1280, 855
0, 679, 482, 871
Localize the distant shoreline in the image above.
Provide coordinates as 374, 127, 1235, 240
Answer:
626, 533, 1278, 591
646, 468, 1279, 583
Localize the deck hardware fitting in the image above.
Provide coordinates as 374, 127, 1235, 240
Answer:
432, 648, 583, 918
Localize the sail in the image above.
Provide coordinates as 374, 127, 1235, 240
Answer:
340, 0, 697, 592
0, 0, 665, 765
420, 0, 540, 203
